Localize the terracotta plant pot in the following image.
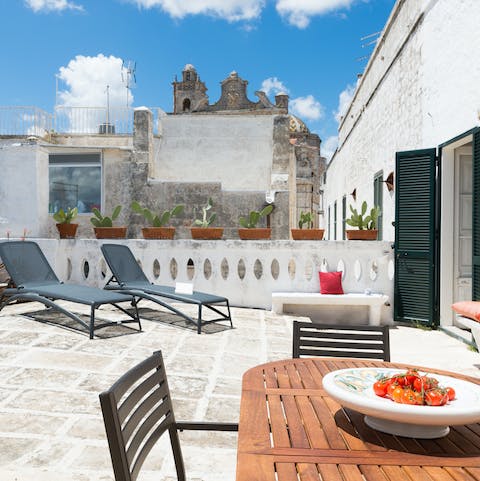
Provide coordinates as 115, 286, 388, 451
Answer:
93, 227, 127, 239
56, 223, 78, 239
141, 227, 175, 240
190, 227, 224, 240
238, 228, 271, 240
346, 229, 378, 240
291, 228, 324, 240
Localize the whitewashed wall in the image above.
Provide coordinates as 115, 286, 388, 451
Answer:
154, 115, 274, 190
20, 238, 395, 324
0, 141, 49, 238
325, 0, 480, 242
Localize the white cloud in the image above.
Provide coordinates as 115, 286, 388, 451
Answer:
58, 54, 132, 108
25, 0, 84, 12
261, 77, 289, 97
127, 0, 264, 21
276, 0, 356, 28
334, 83, 356, 123
322, 135, 338, 162
290, 95, 324, 121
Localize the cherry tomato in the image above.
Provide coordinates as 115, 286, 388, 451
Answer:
424, 388, 448, 406
401, 388, 424, 405
446, 386, 456, 401
391, 386, 405, 404
413, 375, 439, 393
404, 369, 419, 387
373, 380, 388, 397
386, 382, 398, 398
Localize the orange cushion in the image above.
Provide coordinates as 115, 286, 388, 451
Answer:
452, 301, 480, 322
319, 271, 344, 295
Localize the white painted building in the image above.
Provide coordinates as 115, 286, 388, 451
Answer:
323, 0, 480, 330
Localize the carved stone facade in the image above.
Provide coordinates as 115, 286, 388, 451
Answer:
173, 65, 289, 114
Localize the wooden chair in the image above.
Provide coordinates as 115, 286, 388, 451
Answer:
99, 351, 238, 481
292, 320, 390, 361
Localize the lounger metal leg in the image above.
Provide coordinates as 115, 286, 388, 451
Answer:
90, 305, 95, 339
198, 305, 202, 334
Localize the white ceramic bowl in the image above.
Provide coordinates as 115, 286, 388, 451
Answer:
322, 367, 480, 439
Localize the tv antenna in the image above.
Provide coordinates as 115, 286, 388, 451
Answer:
356, 31, 382, 62
122, 60, 136, 109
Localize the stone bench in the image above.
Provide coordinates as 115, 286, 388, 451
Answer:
271, 292, 389, 326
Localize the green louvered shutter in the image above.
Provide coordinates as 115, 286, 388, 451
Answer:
394, 149, 437, 326
473, 128, 480, 299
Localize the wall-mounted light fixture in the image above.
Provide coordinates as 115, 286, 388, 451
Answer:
382, 172, 394, 192
350, 188, 357, 201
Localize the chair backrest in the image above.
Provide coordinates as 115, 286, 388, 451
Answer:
292, 321, 390, 361
101, 244, 150, 286
0, 241, 59, 287
99, 351, 185, 481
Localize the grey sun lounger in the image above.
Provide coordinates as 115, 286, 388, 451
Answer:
0, 241, 141, 339
101, 243, 233, 334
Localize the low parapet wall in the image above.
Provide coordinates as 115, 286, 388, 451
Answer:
5, 238, 395, 323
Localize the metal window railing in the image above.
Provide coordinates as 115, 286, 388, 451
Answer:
0, 106, 166, 136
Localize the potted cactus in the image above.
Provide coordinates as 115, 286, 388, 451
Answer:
190, 198, 223, 240
345, 201, 380, 240
131, 201, 184, 239
53, 206, 79, 239
90, 205, 127, 239
291, 211, 324, 240
238, 205, 273, 240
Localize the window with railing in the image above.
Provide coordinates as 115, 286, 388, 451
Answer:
49, 153, 101, 214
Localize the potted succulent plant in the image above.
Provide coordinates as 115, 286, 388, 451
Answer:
345, 201, 380, 240
190, 198, 223, 240
291, 211, 324, 240
53, 206, 79, 239
90, 205, 127, 239
238, 205, 273, 240
131, 201, 184, 239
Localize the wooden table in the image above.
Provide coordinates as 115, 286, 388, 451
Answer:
236, 358, 480, 481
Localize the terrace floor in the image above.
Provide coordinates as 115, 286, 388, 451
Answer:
0, 300, 479, 481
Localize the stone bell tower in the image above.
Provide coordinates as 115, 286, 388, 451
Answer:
172, 64, 209, 113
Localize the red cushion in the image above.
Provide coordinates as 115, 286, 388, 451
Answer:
452, 301, 480, 322
319, 271, 344, 295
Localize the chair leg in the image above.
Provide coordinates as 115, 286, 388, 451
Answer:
169, 426, 187, 481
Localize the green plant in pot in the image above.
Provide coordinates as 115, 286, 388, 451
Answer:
238, 204, 273, 239
131, 201, 184, 239
53, 206, 79, 239
191, 198, 223, 239
345, 201, 380, 240
90, 205, 127, 239
291, 211, 324, 240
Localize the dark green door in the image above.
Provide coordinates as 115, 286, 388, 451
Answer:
394, 149, 438, 326
473, 128, 480, 299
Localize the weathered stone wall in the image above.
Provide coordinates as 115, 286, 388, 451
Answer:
153, 114, 274, 191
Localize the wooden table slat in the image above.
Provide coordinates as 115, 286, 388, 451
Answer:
268, 394, 291, 448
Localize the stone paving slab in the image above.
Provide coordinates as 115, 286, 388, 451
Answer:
0, 301, 478, 481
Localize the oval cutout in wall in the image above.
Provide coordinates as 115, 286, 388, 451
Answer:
354, 259, 362, 281
254, 259, 263, 280
83, 260, 89, 279
67, 258, 72, 280
153, 259, 160, 279
238, 259, 246, 280
288, 259, 296, 280
170, 258, 178, 280
204, 258, 212, 280
99, 259, 107, 279
221, 258, 229, 280
187, 258, 195, 280
271, 259, 280, 280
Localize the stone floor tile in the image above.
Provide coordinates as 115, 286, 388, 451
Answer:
0, 437, 42, 464
7, 367, 83, 389
0, 412, 67, 435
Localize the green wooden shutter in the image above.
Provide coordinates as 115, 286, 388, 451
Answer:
374, 171, 383, 240
395, 149, 437, 326
473, 128, 480, 299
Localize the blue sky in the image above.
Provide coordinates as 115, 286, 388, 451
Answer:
1, 0, 395, 158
